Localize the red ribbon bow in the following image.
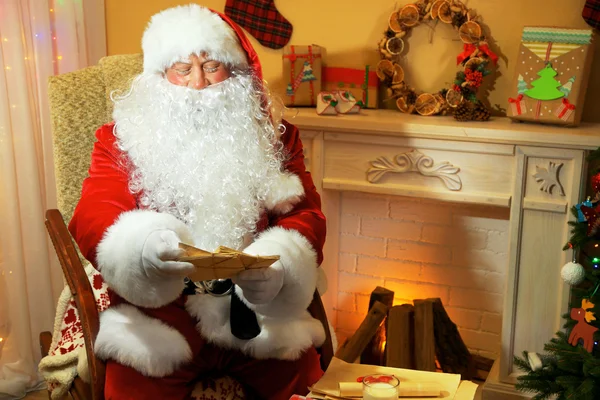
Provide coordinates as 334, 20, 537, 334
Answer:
561, 98, 576, 111
457, 43, 499, 66
556, 98, 576, 120
508, 94, 524, 114
508, 94, 523, 103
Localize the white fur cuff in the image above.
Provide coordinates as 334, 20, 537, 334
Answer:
242, 227, 318, 317
95, 304, 192, 377
96, 210, 192, 308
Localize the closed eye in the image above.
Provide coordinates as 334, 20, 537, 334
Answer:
203, 62, 221, 73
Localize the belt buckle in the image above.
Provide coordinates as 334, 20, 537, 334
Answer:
185, 278, 234, 297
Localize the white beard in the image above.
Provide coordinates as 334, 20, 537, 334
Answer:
112, 73, 284, 251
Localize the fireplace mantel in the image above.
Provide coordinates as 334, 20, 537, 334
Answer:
287, 108, 600, 400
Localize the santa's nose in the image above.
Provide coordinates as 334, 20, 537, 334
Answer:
189, 68, 209, 90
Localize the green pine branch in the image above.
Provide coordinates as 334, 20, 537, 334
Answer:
563, 206, 591, 250
515, 316, 600, 398
587, 148, 600, 164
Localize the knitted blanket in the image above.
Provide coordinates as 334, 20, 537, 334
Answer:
38, 264, 109, 399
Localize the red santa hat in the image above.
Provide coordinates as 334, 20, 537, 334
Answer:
141, 4, 262, 81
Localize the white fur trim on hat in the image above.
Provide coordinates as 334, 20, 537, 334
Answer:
142, 4, 248, 73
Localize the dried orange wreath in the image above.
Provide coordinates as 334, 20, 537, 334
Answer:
377, 0, 498, 121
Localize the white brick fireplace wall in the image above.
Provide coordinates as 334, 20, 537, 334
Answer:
333, 192, 510, 361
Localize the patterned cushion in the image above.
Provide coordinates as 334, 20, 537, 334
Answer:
191, 376, 246, 400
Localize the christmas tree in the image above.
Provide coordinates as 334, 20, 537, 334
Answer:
300, 61, 316, 82
517, 74, 528, 94
524, 63, 565, 101
515, 148, 600, 400
560, 76, 576, 98
286, 83, 294, 96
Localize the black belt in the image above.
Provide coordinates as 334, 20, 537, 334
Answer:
184, 278, 260, 340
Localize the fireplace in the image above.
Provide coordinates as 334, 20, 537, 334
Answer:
333, 192, 509, 363
294, 108, 590, 398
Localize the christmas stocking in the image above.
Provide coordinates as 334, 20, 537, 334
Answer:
583, 0, 600, 28
224, 0, 293, 49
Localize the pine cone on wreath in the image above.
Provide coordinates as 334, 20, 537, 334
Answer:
452, 13, 467, 28
454, 102, 473, 121
406, 90, 418, 105
472, 102, 491, 121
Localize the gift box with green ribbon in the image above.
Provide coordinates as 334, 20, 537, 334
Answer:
322, 66, 379, 109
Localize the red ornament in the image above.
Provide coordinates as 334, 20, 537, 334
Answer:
592, 172, 600, 194
568, 299, 598, 352
581, 204, 600, 236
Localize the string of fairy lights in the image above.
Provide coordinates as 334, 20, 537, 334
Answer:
2, 4, 64, 77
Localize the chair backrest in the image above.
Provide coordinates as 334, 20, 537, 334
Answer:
45, 209, 105, 400
48, 54, 143, 223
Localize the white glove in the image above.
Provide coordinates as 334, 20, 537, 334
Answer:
233, 261, 284, 305
141, 230, 195, 278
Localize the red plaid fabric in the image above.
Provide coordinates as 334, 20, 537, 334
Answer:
225, 0, 292, 49
583, 0, 600, 28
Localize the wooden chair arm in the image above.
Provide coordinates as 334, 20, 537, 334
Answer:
39, 331, 53, 357
308, 290, 334, 371
45, 209, 105, 400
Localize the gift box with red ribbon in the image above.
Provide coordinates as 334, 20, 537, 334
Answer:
508, 94, 527, 116
282, 45, 323, 107
322, 66, 379, 109
555, 98, 576, 121
507, 27, 595, 127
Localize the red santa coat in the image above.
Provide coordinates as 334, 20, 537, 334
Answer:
68, 121, 327, 377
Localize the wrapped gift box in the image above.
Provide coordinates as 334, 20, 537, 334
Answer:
322, 66, 379, 109
507, 27, 595, 126
282, 45, 322, 107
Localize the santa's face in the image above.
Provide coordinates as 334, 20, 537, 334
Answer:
111, 66, 284, 252
165, 53, 231, 90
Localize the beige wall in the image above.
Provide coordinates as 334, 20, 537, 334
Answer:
106, 0, 600, 122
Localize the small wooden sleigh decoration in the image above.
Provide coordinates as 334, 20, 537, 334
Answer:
178, 243, 279, 282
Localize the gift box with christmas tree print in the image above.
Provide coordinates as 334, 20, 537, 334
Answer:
322, 66, 379, 109
282, 45, 323, 107
507, 27, 595, 126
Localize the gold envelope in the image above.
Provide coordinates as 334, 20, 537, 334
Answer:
178, 243, 279, 282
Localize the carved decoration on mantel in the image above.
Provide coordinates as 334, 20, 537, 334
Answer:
532, 161, 565, 196
366, 149, 462, 191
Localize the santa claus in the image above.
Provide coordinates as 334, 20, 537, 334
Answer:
68, 4, 327, 399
